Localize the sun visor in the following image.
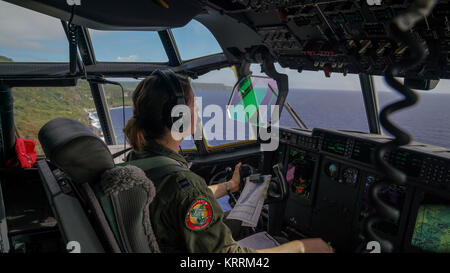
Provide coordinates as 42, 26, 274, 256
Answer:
38, 118, 114, 185
4, 0, 203, 30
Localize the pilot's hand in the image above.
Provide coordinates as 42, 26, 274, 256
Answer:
299, 238, 334, 253
228, 162, 242, 193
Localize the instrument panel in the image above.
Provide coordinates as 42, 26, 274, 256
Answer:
207, 0, 450, 79
270, 126, 450, 252
314, 128, 450, 191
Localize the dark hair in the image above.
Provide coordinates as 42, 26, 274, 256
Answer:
123, 73, 193, 151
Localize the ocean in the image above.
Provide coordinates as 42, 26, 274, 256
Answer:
89, 89, 450, 149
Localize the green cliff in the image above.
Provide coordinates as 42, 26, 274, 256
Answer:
12, 77, 133, 154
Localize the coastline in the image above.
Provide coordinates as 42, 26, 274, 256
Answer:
85, 105, 132, 141
84, 108, 104, 139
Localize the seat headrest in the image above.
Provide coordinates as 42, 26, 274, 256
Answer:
101, 165, 160, 253
38, 118, 114, 184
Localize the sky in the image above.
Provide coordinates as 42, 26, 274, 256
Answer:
0, 0, 449, 93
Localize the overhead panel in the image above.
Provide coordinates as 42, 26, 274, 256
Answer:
3, 0, 203, 30
203, 0, 450, 79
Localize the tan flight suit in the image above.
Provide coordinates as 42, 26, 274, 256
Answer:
128, 139, 256, 253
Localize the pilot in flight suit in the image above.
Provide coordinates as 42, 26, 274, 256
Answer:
127, 139, 256, 253
123, 69, 332, 253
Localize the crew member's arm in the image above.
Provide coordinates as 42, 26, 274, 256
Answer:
178, 170, 333, 253
208, 163, 242, 199
177, 171, 255, 253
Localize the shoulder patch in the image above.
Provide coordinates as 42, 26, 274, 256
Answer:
177, 178, 191, 189
185, 197, 214, 231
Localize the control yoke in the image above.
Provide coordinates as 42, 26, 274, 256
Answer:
267, 163, 288, 202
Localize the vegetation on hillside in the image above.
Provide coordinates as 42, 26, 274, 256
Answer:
13, 80, 133, 154
0, 55, 13, 62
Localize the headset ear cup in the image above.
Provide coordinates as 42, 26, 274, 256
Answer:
171, 115, 184, 133
153, 69, 187, 134
165, 102, 184, 133
163, 100, 173, 130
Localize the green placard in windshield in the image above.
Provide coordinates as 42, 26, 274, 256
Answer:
238, 77, 259, 125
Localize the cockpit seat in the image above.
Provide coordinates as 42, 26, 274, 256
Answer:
38, 117, 160, 253
100, 165, 160, 252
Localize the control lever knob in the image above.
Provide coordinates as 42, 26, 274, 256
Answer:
240, 164, 252, 179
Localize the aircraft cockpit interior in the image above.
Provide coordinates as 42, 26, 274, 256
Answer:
0, 0, 449, 256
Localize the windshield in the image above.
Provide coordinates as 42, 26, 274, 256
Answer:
188, 66, 256, 149
250, 64, 450, 148
89, 30, 168, 63
227, 75, 278, 126
0, 1, 69, 62
373, 76, 450, 149
269, 65, 450, 148
250, 65, 369, 132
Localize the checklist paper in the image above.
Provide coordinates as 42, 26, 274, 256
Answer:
226, 175, 272, 227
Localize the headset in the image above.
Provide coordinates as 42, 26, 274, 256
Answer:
151, 69, 187, 132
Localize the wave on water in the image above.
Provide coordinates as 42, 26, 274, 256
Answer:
88, 107, 131, 144
88, 111, 101, 130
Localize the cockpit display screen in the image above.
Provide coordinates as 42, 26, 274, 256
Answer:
351, 140, 376, 164
389, 150, 424, 178
411, 194, 450, 253
351, 141, 424, 178
322, 134, 347, 156
285, 148, 315, 200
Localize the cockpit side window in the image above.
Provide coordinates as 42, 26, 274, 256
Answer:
89, 30, 168, 63
13, 80, 104, 155
0, 1, 69, 62
99, 78, 196, 151
374, 76, 450, 148
171, 20, 223, 61
267, 65, 370, 133
190, 66, 255, 149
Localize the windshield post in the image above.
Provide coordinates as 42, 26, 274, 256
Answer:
261, 59, 288, 117
0, 84, 15, 165
266, 83, 307, 129
283, 102, 308, 129
158, 30, 182, 66
61, 20, 83, 74
359, 73, 382, 134
75, 26, 117, 145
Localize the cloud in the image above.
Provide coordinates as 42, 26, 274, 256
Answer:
248, 63, 360, 91
116, 54, 140, 62
89, 29, 111, 37
286, 69, 362, 91
190, 20, 208, 35
0, 1, 66, 46
192, 67, 237, 87
0, 37, 54, 53
193, 64, 362, 91
187, 62, 450, 94
0, 1, 69, 61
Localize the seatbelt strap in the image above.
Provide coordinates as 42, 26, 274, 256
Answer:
119, 155, 190, 181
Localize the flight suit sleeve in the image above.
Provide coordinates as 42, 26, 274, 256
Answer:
175, 174, 256, 253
